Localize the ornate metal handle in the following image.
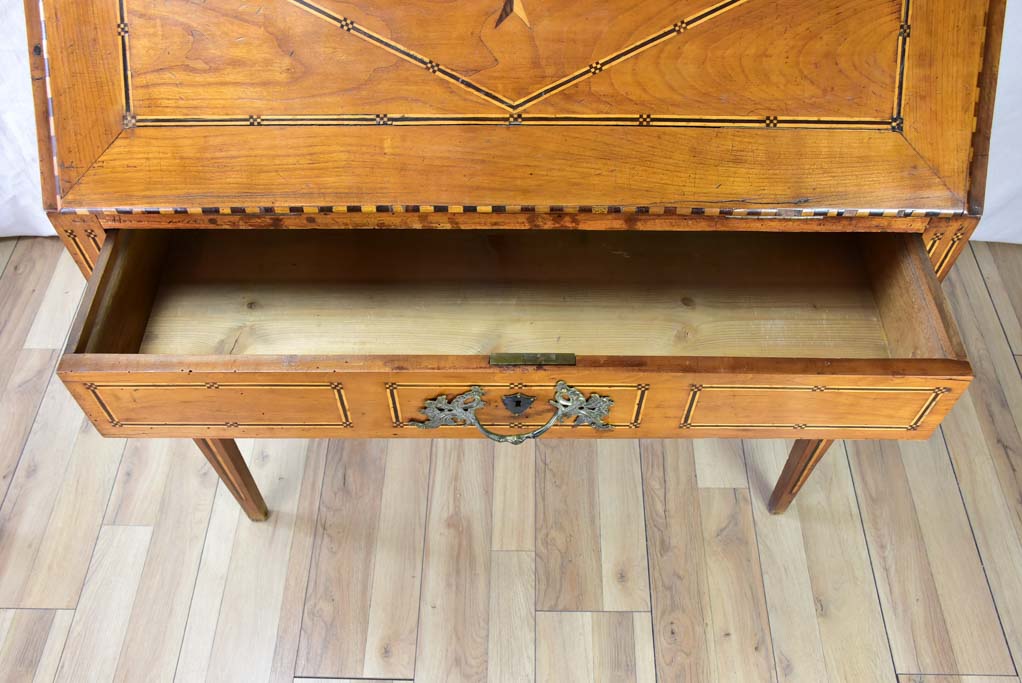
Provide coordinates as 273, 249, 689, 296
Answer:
414, 381, 614, 445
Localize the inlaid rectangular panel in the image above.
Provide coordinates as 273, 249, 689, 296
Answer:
78, 381, 353, 430
123, 0, 906, 130
387, 382, 649, 431
679, 384, 953, 432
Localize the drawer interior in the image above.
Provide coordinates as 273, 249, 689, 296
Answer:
70, 229, 965, 361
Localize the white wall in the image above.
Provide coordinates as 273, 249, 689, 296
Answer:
0, 0, 1018, 241
1, 0, 53, 236
975, 0, 1022, 243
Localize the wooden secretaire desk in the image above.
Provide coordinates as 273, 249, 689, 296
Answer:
24, 0, 1007, 520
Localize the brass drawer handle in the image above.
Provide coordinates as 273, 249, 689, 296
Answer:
414, 381, 614, 445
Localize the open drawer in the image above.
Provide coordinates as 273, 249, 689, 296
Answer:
58, 229, 972, 442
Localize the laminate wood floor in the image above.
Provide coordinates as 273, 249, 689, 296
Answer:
1, 237, 1021, 683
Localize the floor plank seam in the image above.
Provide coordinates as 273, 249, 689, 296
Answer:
970, 244, 1022, 371
741, 439, 785, 683
636, 439, 661, 683
0, 238, 16, 281
842, 441, 902, 681
0, 354, 60, 512
938, 426, 1022, 678
66, 440, 129, 615
535, 449, 545, 618
410, 441, 436, 683
196, 480, 239, 680
0, 417, 114, 611
168, 473, 228, 683
291, 441, 330, 682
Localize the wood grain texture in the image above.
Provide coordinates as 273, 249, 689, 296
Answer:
487, 552, 535, 683
942, 248, 1022, 541
746, 439, 892, 683
39, 0, 124, 196
536, 440, 603, 611
173, 480, 243, 683
537, 612, 654, 683
639, 440, 714, 682
33, 610, 74, 683
694, 438, 749, 489
56, 229, 973, 449
9, 240, 1022, 681
96, 210, 934, 233
902, 0, 989, 200
767, 439, 834, 515
923, 216, 978, 281
532, 0, 901, 119
968, 0, 1010, 212
899, 677, 1021, 683
135, 230, 900, 360
63, 127, 960, 212
103, 439, 180, 526
0, 238, 62, 390
899, 436, 1015, 674
298, 440, 388, 677
0, 610, 55, 681
49, 214, 105, 278
113, 448, 219, 683
0, 348, 58, 503
491, 442, 535, 552
205, 440, 308, 682
699, 488, 776, 683
862, 231, 967, 360
298, 440, 429, 680
269, 440, 329, 683
943, 393, 1022, 670
415, 441, 494, 683
537, 612, 594, 683
0, 375, 96, 606
595, 440, 650, 611
783, 443, 895, 683
0, 239, 16, 276
14, 422, 123, 609
54, 526, 152, 683
23, 249, 85, 350
21, 0, 57, 210
194, 438, 268, 521
974, 241, 1022, 353
943, 243, 1022, 666
849, 438, 1013, 675
745, 440, 828, 683
34, 0, 996, 215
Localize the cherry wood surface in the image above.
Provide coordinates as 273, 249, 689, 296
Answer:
27, 0, 1004, 217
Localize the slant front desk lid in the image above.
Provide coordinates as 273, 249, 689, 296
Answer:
31, 0, 994, 219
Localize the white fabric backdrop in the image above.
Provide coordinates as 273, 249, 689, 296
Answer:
1, 0, 53, 236
1, 0, 1019, 242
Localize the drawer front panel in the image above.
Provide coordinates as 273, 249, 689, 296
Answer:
59, 362, 970, 440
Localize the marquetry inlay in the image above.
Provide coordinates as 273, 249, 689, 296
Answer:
114, 0, 914, 132
495, 0, 530, 28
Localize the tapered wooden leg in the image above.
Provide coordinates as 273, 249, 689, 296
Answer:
768, 439, 834, 514
194, 438, 268, 521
